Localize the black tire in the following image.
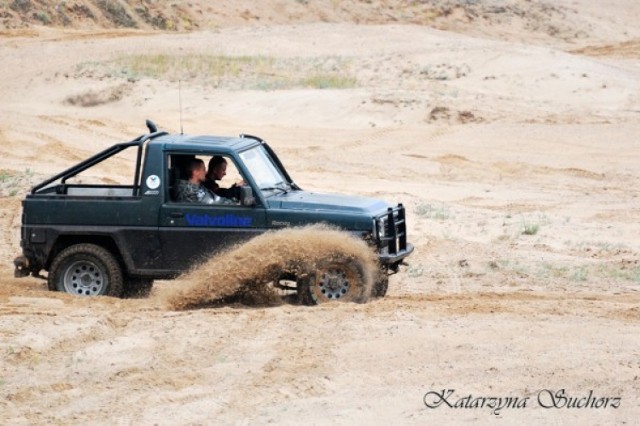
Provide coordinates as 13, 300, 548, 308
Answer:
48, 244, 124, 297
123, 277, 154, 298
297, 255, 368, 305
371, 270, 389, 298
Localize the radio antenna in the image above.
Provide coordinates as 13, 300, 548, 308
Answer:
179, 79, 184, 135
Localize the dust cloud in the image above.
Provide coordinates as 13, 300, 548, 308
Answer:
155, 224, 377, 310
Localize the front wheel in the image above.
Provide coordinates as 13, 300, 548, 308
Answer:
48, 244, 124, 297
297, 256, 368, 305
371, 270, 389, 298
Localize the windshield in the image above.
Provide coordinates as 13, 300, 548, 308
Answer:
239, 145, 289, 195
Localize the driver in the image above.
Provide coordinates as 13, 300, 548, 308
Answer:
205, 156, 244, 200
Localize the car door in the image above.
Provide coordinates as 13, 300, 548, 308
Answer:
158, 200, 267, 272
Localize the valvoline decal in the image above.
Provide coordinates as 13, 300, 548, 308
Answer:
185, 213, 253, 227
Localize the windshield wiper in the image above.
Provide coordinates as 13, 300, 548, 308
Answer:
260, 182, 290, 195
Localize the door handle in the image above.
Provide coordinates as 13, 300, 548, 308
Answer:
169, 212, 184, 219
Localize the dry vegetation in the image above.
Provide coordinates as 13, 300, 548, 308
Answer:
75, 54, 357, 90
0, 0, 592, 47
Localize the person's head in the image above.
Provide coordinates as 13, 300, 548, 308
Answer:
186, 158, 206, 183
207, 156, 227, 181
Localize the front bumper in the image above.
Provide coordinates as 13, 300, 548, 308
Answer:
374, 204, 413, 266
379, 243, 414, 265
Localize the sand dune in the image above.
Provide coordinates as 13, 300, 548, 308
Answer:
1, 1, 639, 423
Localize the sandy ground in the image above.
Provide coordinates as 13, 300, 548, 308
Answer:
1, 1, 640, 423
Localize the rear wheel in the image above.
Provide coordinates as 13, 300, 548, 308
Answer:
48, 244, 123, 297
298, 256, 368, 305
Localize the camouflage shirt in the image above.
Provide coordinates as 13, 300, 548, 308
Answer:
175, 180, 233, 205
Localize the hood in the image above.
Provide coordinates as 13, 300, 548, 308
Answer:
268, 191, 389, 215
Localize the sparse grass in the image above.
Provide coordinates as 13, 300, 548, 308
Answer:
302, 74, 357, 89
96, 0, 137, 28
498, 259, 531, 277
114, 54, 275, 81
77, 54, 357, 91
539, 263, 569, 279
598, 265, 640, 283
415, 203, 452, 221
33, 10, 51, 25
407, 264, 425, 278
496, 258, 640, 285
522, 222, 540, 235
0, 168, 36, 197
9, 0, 30, 13
135, 5, 173, 30
520, 214, 548, 236
574, 240, 629, 254
571, 266, 589, 282
593, 241, 621, 251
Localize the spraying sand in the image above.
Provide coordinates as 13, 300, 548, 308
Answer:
156, 225, 377, 310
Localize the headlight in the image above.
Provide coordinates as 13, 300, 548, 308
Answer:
377, 217, 387, 238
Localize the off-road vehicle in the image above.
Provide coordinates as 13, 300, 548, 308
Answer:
13, 121, 413, 303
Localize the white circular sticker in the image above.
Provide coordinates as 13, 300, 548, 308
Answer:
146, 175, 161, 189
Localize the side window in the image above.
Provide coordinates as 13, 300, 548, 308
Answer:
64, 146, 139, 197
168, 154, 245, 204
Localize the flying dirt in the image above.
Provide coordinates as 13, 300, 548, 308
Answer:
155, 225, 378, 310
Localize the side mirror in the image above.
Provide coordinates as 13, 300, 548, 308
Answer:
239, 185, 256, 207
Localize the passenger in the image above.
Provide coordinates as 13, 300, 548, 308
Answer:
176, 158, 233, 205
205, 156, 244, 200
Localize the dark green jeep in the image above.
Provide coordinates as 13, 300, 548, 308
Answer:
13, 121, 413, 303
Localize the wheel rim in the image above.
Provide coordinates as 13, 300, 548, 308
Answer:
63, 260, 107, 296
313, 267, 352, 302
